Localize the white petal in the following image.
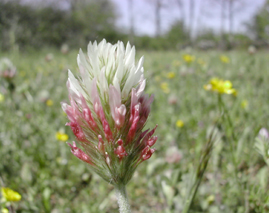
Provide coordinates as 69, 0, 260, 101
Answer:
112, 77, 121, 94
68, 70, 82, 96
61, 102, 69, 112
78, 49, 92, 75
136, 78, 146, 98
98, 67, 109, 100
114, 58, 124, 83
109, 85, 121, 120
122, 65, 143, 98
124, 46, 135, 67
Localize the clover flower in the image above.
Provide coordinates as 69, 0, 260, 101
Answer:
204, 78, 237, 95
61, 44, 69, 54
0, 58, 16, 80
258, 128, 269, 141
45, 53, 54, 62
255, 128, 269, 166
248, 45, 256, 55
61, 39, 157, 186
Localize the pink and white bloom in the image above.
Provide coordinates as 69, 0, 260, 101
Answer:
0, 58, 16, 80
61, 39, 157, 185
259, 128, 269, 140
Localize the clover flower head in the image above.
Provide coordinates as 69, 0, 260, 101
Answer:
0, 58, 16, 80
45, 53, 54, 62
255, 128, 269, 162
259, 128, 269, 141
248, 45, 256, 55
61, 44, 69, 54
61, 39, 157, 185
204, 77, 237, 95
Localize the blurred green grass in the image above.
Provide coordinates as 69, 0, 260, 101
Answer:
1, 48, 269, 213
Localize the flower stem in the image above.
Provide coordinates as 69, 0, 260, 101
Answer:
217, 94, 244, 205
182, 125, 216, 213
115, 183, 131, 213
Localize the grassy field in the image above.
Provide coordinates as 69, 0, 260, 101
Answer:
1, 47, 269, 213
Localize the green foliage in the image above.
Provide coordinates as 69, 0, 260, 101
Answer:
248, 0, 269, 42
133, 21, 189, 50
0, 0, 118, 50
165, 20, 189, 48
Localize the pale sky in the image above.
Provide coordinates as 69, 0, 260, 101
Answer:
111, 0, 266, 37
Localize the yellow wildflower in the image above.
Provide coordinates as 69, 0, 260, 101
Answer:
46, 99, 53, 106
241, 100, 248, 109
220, 55, 230, 63
1, 187, 21, 202
166, 72, 175, 79
56, 132, 69, 142
1, 208, 9, 213
160, 82, 170, 93
183, 54, 195, 63
176, 120, 184, 128
0, 93, 4, 102
206, 195, 215, 204
204, 78, 237, 95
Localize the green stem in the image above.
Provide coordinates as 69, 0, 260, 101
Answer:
217, 94, 238, 166
182, 176, 203, 213
218, 94, 238, 142
182, 126, 216, 213
217, 94, 244, 199
115, 184, 131, 213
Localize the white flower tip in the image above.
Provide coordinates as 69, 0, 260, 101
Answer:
61, 102, 69, 112
259, 128, 269, 140
68, 69, 74, 78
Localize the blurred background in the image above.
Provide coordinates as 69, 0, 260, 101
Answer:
2, 0, 269, 212
0, 0, 268, 51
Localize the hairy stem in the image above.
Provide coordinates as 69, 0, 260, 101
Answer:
115, 183, 131, 213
